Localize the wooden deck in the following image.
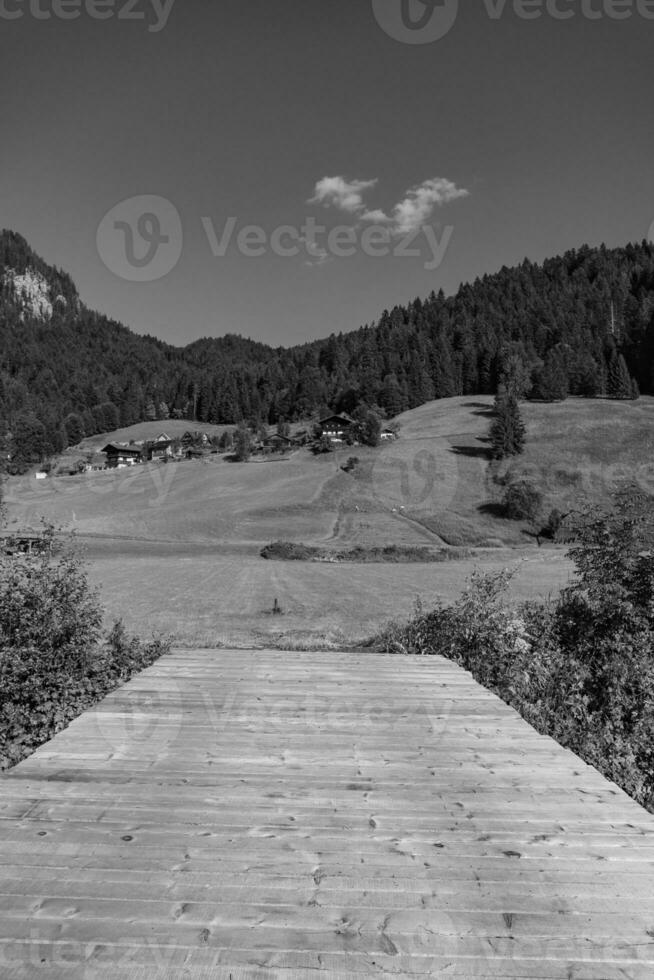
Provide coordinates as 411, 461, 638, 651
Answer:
1, 648, 653, 978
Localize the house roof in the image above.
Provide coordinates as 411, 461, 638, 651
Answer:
181, 430, 209, 443
319, 413, 354, 426
102, 443, 142, 455
264, 434, 293, 444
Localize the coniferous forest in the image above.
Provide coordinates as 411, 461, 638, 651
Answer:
1, 229, 654, 473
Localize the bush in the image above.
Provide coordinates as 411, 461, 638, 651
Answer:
372, 487, 654, 812
0, 526, 170, 769
261, 541, 318, 561
314, 434, 335, 454
261, 541, 467, 564
540, 507, 565, 540
503, 480, 543, 521
0, 526, 102, 666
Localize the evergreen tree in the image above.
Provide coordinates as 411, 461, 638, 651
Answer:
63, 413, 85, 447
233, 423, 253, 461
607, 351, 635, 400
499, 352, 532, 400
218, 430, 234, 452
530, 350, 568, 402
578, 357, 603, 397
8, 414, 47, 474
489, 390, 526, 460
379, 375, 404, 417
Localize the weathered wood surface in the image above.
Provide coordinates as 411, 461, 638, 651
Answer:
0, 648, 653, 978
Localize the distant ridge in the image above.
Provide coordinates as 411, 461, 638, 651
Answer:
1, 229, 653, 471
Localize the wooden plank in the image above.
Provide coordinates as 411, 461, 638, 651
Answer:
1, 647, 653, 978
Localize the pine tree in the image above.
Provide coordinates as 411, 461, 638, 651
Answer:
607, 351, 635, 400
578, 356, 603, 397
379, 375, 404, 417
233, 423, 253, 462
499, 352, 532, 400
530, 350, 568, 402
63, 413, 85, 447
489, 390, 526, 459
8, 414, 47, 474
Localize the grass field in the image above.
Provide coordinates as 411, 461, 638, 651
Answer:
5, 396, 653, 646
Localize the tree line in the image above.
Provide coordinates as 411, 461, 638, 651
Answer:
1, 230, 653, 473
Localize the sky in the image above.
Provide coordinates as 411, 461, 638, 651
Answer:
1, 0, 653, 348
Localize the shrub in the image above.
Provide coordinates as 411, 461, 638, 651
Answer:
503, 480, 543, 521
540, 507, 565, 540
0, 526, 171, 769
372, 487, 654, 812
261, 541, 318, 561
314, 434, 335, 454
0, 526, 102, 669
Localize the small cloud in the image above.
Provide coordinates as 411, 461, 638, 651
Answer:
361, 208, 391, 224
308, 175, 468, 238
390, 178, 469, 235
309, 176, 378, 216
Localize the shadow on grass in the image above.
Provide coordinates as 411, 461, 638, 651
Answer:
461, 402, 496, 418
478, 501, 508, 519
451, 443, 492, 459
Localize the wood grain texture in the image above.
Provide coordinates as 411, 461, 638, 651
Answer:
1, 648, 653, 978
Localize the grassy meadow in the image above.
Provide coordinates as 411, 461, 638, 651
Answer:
5, 396, 653, 646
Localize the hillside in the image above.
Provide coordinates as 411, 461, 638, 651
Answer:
2, 230, 654, 475
5, 396, 652, 646
7, 396, 652, 549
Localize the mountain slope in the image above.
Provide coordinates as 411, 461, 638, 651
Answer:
2, 230, 654, 472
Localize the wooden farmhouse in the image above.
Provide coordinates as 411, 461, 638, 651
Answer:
319, 414, 354, 442
261, 434, 294, 454
145, 438, 174, 462
102, 443, 142, 468
181, 430, 210, 450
